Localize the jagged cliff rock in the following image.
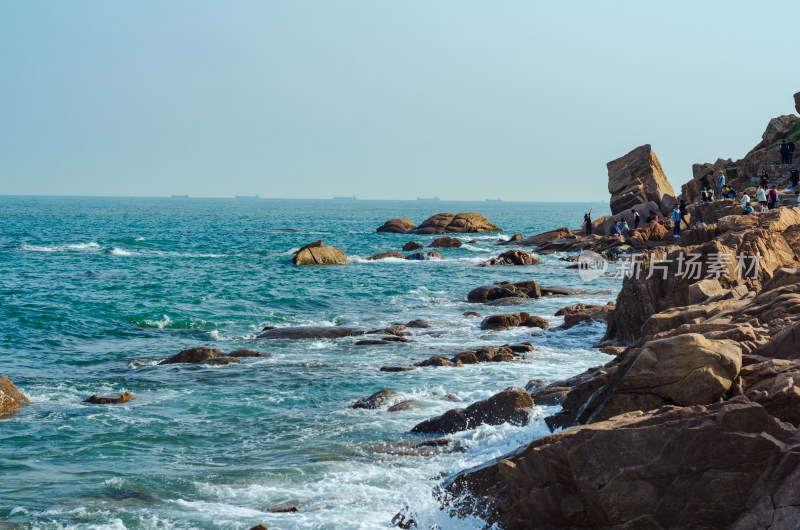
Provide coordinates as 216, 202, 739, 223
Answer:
607, 144, 677, 217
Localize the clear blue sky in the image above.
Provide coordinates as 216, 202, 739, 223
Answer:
1, 1, 798, 200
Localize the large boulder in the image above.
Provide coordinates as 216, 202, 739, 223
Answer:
761, 115, 800, 145
351, 389, 398, 409
159, 347, 224, 365
409, 213, 501, 234
477, 250, 541, 267
0, 377, 29, 417
410, 387, 532, 434
607, 144, 677, 216
513, 227, 573, 247
554, 302, 615, 330
406, 251, 444, 261
588, 334, 742, 423
427, 237, 462, 248
293, 240, 350, 265
376, 219, 417, 233
443, 398, 800, 529
366, 251, 405, 260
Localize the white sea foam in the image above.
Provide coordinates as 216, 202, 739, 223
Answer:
109, 247, 133, 256
21, 241, 101, 252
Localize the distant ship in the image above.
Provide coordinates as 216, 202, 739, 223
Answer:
416, 196, 440, 201
486, 198, 503, 202
171, 194, 189, 198
235, 194, 260, 199
333, 195, 357, 200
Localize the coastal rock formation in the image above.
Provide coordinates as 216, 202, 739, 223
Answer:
0, 377, 30, 417
84, 392, 132, 404
467, 281, 541, 303
376, 219, 417, 233
402, 241, 423, 251
443, 398, 799, 529
761, 115, 799, 145
352, 389, 398, 409
512, 227, 573, 247
159, 347, 224, 365
410, 387, 532, 434
427, 237, 462, 248
366, 251, 406, 260
228, 349, 269, 358
607, 144, 677, 216
554, 302, 614, 330
257, 326, 365, 340
477, 250, 541, 267
293, 240, 350, 265
406, 213, 502, 234
480, 313, 549, 331
406, 251, 444, 261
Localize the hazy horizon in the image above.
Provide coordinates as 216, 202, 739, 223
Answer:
2, 1, 798, 201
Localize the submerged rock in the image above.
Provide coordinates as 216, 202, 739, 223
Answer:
159, 347, 224, 365
228, 349, 269, 358
83, 392, 132, 404
366, 251, 406, 261
406, 251, 444, 261
256, 326, 365, 340
478, 250, 542, 267
351, 389, 398, 409
402, 241, 423, 251
202, 357, 240, 366
410, 387, 532, 434
387, 400, 422, 412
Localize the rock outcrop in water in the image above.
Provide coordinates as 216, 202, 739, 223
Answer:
411, 387, 532, 434
292, 240, 350, 265
0, 377, 29, 417
376, 213, 502, 234
477, 250, 541, 267
84, 392, 132, 404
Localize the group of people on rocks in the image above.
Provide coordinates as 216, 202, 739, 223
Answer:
581, 162, 800, 239
780, 139, 796, 165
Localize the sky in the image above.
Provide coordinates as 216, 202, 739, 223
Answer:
1, 1, 798, 201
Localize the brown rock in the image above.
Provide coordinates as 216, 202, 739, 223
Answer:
410, 212, 502, 234
478, 250, 542, 267
519, 315, 549, 329
410, 387, 533, 434
83, 392, 133, 404
376, 219, 417, 233
354, 339, 390, 346
249, 525, 268, 530
741, 359, 800, 426
490, 352, 516, 362
474, 346, 498, 362
415, 356, 455, 367
257, 326, 365, 340
528, 386, 570, 406
402, 241, 423, 251
452, 351, 480, 365
445, 398, 798, 529
427, 237, 462, 248
513, 227, 573, 247
761, 115, 800, 145
554, 302, 615, 330
293, 241, 350, 265
387, 400, 423, 412
366, 251, 406, 260
480, 313, 523, 331
202, 357, 240, 365
351, 389, 398, 409
607, 144, 677, 216
405, 319, 431, 328
0, 378, 28, 417
405, 251, 444, 261
380, 366, 416, 372
463, 311, 482, 317
228, 349, 269, 358
159, 347, 224, 365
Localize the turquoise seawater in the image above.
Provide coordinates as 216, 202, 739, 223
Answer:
1, 197, 614, 529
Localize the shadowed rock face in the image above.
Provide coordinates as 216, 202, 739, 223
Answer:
477, 250, 541, 267
159, 347, 224, 365
607, 144, 676, 216
410, 387, 532, 434
443, 398, 800, 530
376, 219, 417, 233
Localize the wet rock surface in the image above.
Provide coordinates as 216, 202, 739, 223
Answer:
411, 387, 533, 434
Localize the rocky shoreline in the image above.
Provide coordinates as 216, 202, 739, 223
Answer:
391, 92, 800, 528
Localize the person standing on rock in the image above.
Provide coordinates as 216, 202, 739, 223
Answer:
716, 171, 726, 199
768, 185, 779, 209
790, 168, 800, 189
789, 139, 796, 164
780, 140, 789, 164
631, 209, 641, 229
760, 169, 770, 188
583, 209, 593, 236
671, 206, 681, 238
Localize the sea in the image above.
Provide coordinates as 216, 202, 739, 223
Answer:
0, 197, 615, 529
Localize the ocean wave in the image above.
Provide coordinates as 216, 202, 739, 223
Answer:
21, 241, 101, 252
109, 247, 133, 256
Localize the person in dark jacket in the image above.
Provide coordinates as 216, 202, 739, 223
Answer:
679, 199, 689, 229
760, 169, 770, 188
790, 168, 800, 189
631, 209, 641, 229
789, 139, 796, 164
780, 140, 789, 164
583, 211, 592, 235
